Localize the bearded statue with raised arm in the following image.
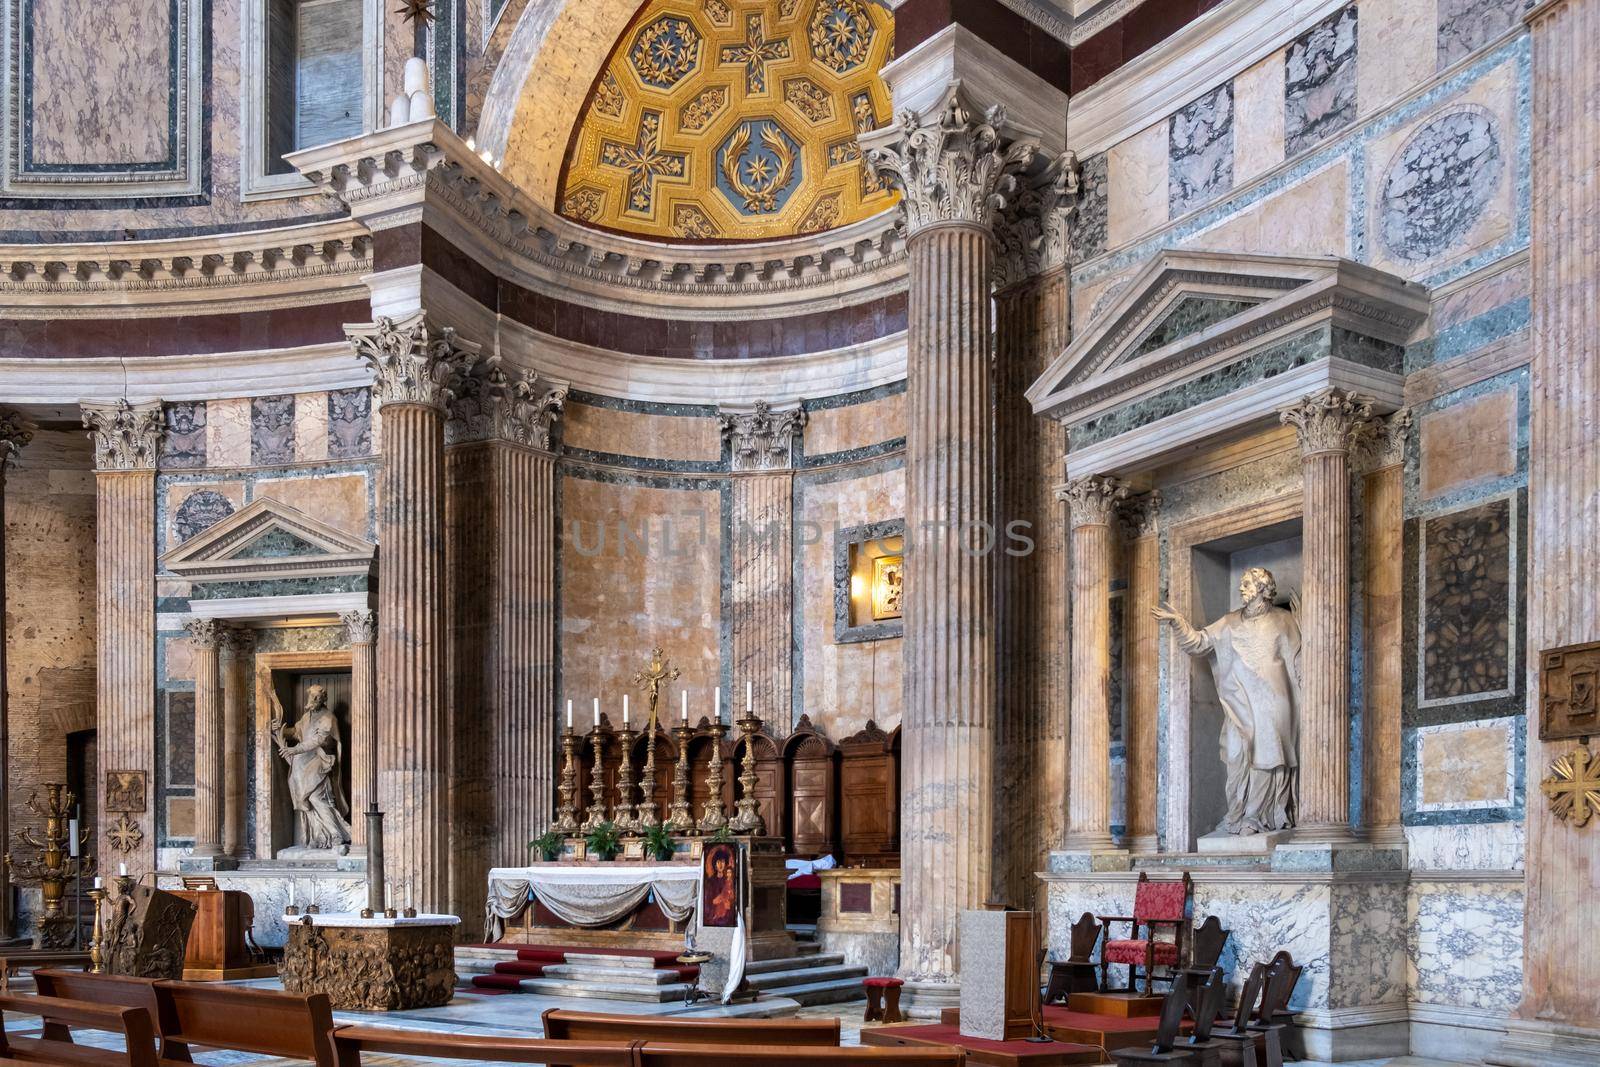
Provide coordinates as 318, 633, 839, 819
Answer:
1152, 566, 1302, 835
269, 683, 353, 854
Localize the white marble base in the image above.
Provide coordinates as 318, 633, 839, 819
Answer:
1197, 829, 1292, 853
899, 979, 961, 1020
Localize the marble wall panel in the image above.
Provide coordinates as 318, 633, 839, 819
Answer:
252, 473, 372, 538
1359, 0, 1437, 116
1405, 820, 1524, 870
155, 871, 368, 948
164, 690, 195, 786
167, 482, 245, 544
1168, 84, 1234, 218
162, 403, 208, 468
162, 635, 192, 686
1327, 880, 1410, 1010
294, 394, 330, 463
1184, 162, 1349, 259
1408, 877, 1523, 1010
1419, 387, 1518, 497
1431, 260, 1529, 333
563, 401, 722, 464
1070, 152, 1109, 266
207, 399, 253, 468
327, 389, 374, 459
558, 475, 723, 709
1437, 0, 1523, 70
250, 396, 296, 466
803, 392, 905, 458
1419, 495, 1515, 705
165, 796, 195, 839
795, 462, 905, 739
1232, 50, 1286, 186
1107, 123, 1169, 250
1366, 60, 1517, 281
1416, 716, 1517, 811
1284, 6, 1358, 156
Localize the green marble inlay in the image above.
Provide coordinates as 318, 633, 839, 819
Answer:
189, 574, 369, 600
234, 528, 324, 558
1126, 296, 1259, 361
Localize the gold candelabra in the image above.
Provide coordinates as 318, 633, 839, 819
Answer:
614, 727, 640, 833
553, 729, 581, 833
728, 715, 766, 835
5, 784, 90, 949
580, 725, 609, 833
87, 882, 107, 973
666, 724, 697, 832
697, 721, 729, 832
637, 726, 660, 828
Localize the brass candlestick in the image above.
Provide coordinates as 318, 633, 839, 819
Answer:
87, 884, 106, 973
728, 715, 766, 835
6, 784, 88, 949
614, 727, 640, 833
697, 722, 729, 832
637, 726, 660, 829
666, 725, 697, 832
581, 726, 609, 833
553, 729, 581, 833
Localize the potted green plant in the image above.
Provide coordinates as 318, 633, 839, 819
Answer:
642, 823, 676, 862
584, 820, 623, 861
708, 825, 735, 844
530, 830, 563, 863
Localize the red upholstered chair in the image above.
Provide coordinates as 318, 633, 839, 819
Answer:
1097, 871, 1193, 996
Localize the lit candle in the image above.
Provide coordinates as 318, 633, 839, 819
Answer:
623, 694, 630, 726
566, 700, 573, 730
118, 862, 127, 877
289, 883, 296, 907
681, 690, 688, 722
68, 818, 79, 859
714, 687, 721, 723
746, 680, 753, 715
593, 697, 600, 727
93, 876, 102, 890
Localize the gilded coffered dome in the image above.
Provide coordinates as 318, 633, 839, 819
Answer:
557, 0, 897, 242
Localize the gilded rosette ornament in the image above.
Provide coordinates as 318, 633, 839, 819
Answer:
867, 94, 1040, 238
1542, 745, 1600, 828
81, 399, 165, 471
1279, 389, 1380, 457
347, 312, 483, 412
0, 407, 34, 470
1058, 475, 1133, 529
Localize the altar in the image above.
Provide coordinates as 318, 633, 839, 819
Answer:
485, 861, 701, 948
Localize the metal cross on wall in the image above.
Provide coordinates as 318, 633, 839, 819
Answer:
1542, 745, 1600, 827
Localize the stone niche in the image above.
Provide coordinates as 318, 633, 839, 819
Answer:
255, 651, 354, 860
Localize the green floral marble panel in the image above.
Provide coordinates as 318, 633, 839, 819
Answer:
1127, 296, 1258, 361
234, 528, 323, 558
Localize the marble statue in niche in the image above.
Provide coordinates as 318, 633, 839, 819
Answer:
1153, 567, 1301, 836
269, 683, 352, 854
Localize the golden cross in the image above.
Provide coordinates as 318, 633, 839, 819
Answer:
1542, 745, 1600, 827
632, 647, 681, 734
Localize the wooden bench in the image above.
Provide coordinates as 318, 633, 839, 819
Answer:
541, 1009, 842, 1047
0, 992, 158, 1067
637, 1045, 965, 1067
31, 970, 165, 1051
331, 1025, 638, 1067
0, 953, 92, 994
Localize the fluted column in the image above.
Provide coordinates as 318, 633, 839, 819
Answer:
342, 611, 376, 849
1124, 516, 1161, 852
869, 93, 1037, 987
0, 409, 34, 939
185, 618, 226, 862
82, 400, 164, 876
348, 313, 479, 914
993, 156, 1075, 905
1360, 415, 1408, 845
1281, 390, 1375, 840
221, 627, 254, 858
1061, 476, 1131, 852
723, 403, 804, 734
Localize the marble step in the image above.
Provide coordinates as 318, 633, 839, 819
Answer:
539, 963, 690, 985
754, 976, 869, 1006
517, 977, 697, 1002
560, 952, 678, 971
745, 963, 866, 992
744, 953, 846, 975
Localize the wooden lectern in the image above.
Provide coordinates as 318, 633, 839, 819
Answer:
959, 908, 1041, 1041
169, 886, 274, 981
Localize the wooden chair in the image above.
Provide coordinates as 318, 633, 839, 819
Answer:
1099, 872, 1193, 995
542, 1009, 841, 1047
1107, 973, 1194, 1064
637, 1046, 966, 1067
330, 1026, 638, 1067
0, 992, 159, 1067
1044, 912, 1103, 1003
1210, 963, 1270, 1067
1255, 952, 1301, 1028
154, 981, 337, 1067
1182, 916, 1230, 984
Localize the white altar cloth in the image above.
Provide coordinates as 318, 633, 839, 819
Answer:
484, 864, 701, 941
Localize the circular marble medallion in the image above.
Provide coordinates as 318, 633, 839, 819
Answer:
1379, 106, 1503, 264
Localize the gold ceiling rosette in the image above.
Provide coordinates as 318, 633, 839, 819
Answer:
558, 0, 898, 242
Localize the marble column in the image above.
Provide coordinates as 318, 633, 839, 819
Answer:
185, 618, 227, 864
221, 627, 254, 858
0, 409, 34, 939
1492, 1, 1600, 1059
1360, 414, 1408, 845
342, 611, 376, 849
1124, 518, 1161, 852
1280, 390, 1375, 841
993, 158, 1075, 906
1060, 476, 1132, 855
722, 402, 804, 735
868, 94, 1036, 987
348, 313, 479, 914
82, 399, 164, 875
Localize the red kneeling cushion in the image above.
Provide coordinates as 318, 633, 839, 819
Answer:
864, 977, 905, 989
1103, 939, 1180, 966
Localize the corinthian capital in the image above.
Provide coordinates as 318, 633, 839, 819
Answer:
499, 373, 567, 452
184, 617, 225, 649
347, 312, 483, 411
720, 401, 806, 471
342, 609, 376, 646
1058, 474, 1132, 528
867, 92, 1039, 238
1280, 389, 1379, 457
0, 408, 34, 471
994, 151, 1079, 290
81, 399, 165, 471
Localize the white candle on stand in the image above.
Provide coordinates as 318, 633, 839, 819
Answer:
714, 687, 721, 723
681, 690, 688, 722
623, 694, 630, 726
93, 876, 102, 890
566, 700, 573, 729
289, 883, 296, 907
593, 697, 600, 727
746, 680, 753, 715
118, 862, 127, 877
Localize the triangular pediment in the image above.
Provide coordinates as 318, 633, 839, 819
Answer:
1027, 250, 1430, 426
162, 497, 374, 582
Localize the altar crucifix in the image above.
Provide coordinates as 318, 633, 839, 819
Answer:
631, 648, 680, 827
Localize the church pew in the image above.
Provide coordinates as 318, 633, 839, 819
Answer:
329, 1025, 639, 1067
541, 1009, 842, 1047
637, 1045, 965, 1067
0, 992, 159, 1067
30, 971, 167, 1053
151, 982, 336, 1067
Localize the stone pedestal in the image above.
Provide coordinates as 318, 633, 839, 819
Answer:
816, 868, 901, 977
281, 912, 459, 1010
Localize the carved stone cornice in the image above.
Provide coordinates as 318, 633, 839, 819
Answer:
81, 399, 165, 472
994, 151, 1080, 291
1280, 389, 1380, 458
184, 617, 226, 649
1057, 474, 1132, 528
720, 401, 806, 472
347, 312, 484, 412
342, 609, 376, 646
0, 407, 34, 470
866, 94, 1040, 238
